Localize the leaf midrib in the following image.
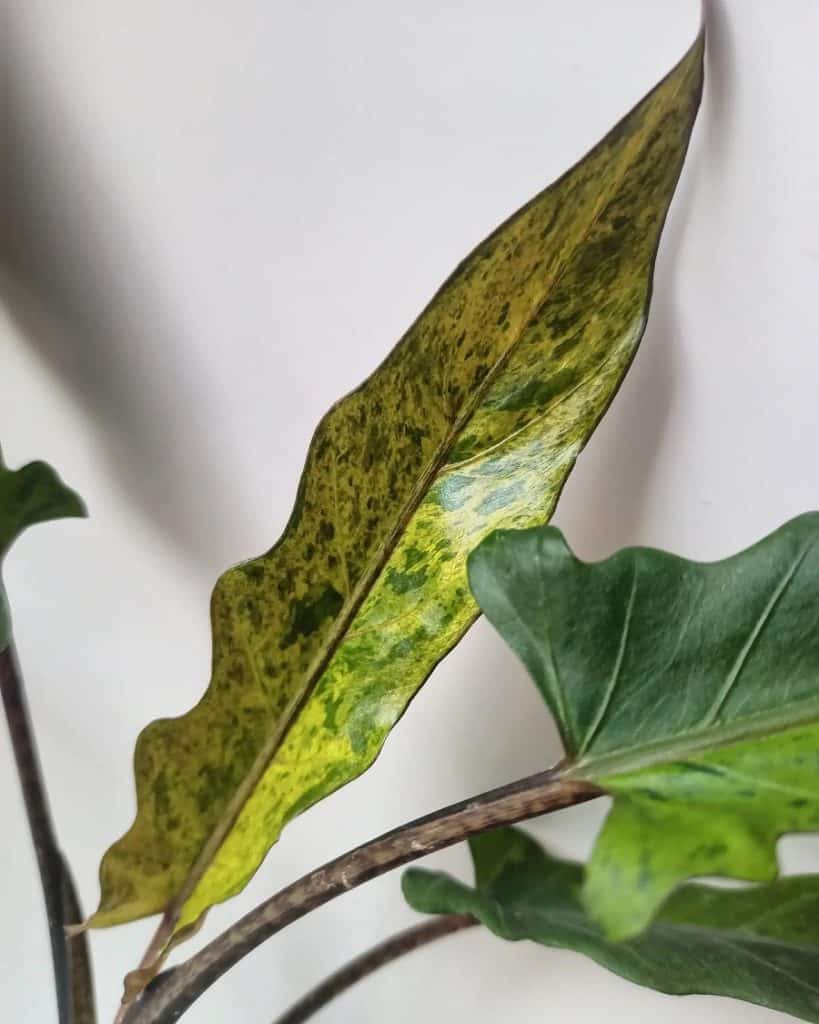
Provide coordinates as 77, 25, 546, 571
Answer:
510, 899, 819, 957
564, 692, 819, 783
163, 53, 693, 930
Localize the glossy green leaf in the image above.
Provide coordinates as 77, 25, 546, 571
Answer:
404, 828, 819, 1023
92, 35, 704, 955
0, 447, 86, 650
468, 513, 819, 940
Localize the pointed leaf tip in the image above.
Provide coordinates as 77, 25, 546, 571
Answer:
0, 452, 87, 560
93, 34, 704, 988
0, 449, 87, 649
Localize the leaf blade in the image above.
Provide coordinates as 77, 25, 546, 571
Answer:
93, 34, 704, 947
404, 828, 819, 1023
468, 513, 819, 939
0, 449, 87, 650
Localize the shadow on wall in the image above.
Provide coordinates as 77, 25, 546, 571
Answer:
0, 4, 733, 578
446, 1, 736, 810
0, 13, 244, 575
552, 0, 733, 560
702, 0, 735, 174
548, 183, 684, 559
0, 5, 733, 778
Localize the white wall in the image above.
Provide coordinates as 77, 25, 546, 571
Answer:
2, 1, 819, 1021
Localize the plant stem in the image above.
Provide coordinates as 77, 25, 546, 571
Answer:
0, 643, 96, 1024
272, 915, 477, 1024
125, 767, 600, 1024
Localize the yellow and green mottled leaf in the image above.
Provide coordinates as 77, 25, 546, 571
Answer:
468, 513, 819, 941
0, 447, 86, 650
405, 828, 819, 1023
91, 34, 704, 955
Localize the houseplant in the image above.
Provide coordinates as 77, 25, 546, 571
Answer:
4, 11, 819, 1024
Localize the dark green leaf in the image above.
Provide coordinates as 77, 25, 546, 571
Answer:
404, 828, 819, 1023
0, 448, 86, 650
468, 514, 819, 939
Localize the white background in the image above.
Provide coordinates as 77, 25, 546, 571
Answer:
2, 1, 819, 1021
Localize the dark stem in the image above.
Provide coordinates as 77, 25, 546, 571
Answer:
272, 915, 477, 1024
0, 643, 96, 1024
125, 767, 600, 1024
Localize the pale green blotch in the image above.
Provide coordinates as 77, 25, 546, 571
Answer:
585, 722, 819, 939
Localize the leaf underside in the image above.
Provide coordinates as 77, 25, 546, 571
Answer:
404, 828, 819, 1023
468, 513, 819, 940
92, 34, 704, 950
0, 448, 86, 650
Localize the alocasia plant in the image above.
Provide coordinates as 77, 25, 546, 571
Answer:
88, 22, 705, 988
6, 19, 819, 1024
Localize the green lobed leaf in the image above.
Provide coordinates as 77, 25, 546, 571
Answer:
468, 513, 819, 940
404, 828, 819, 1023
0, 447, 86, 651
92, 34, 704, 956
